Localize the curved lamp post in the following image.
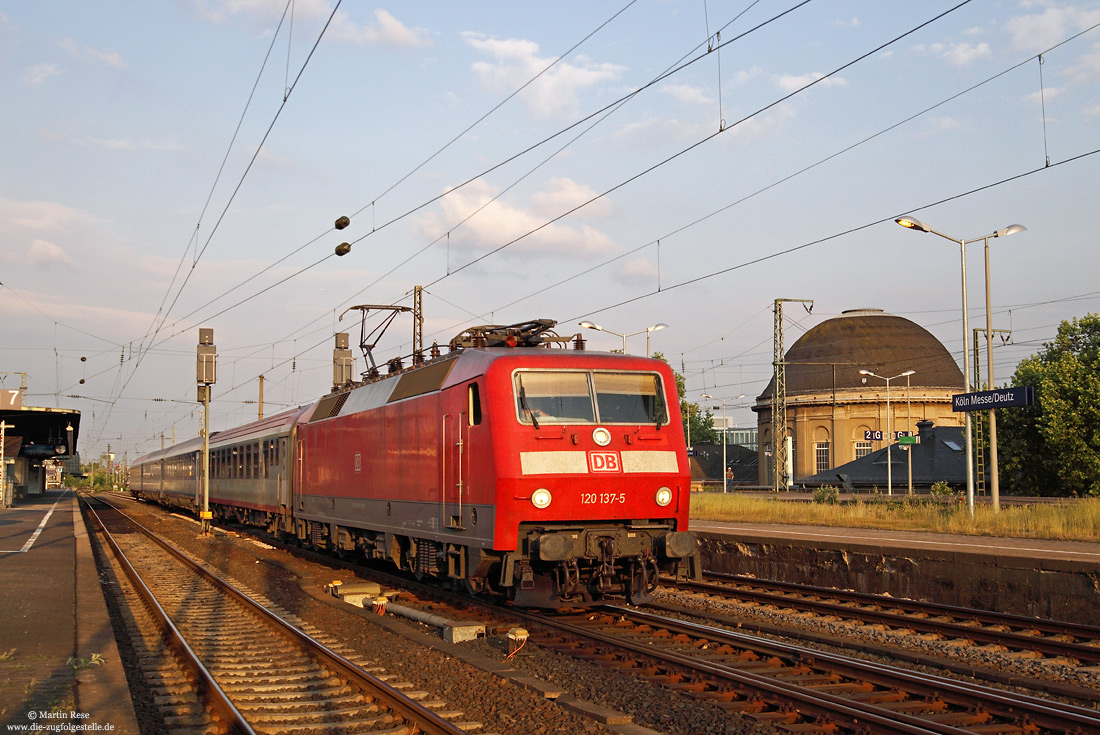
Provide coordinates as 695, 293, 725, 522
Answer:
579, 321, 668, 356
859, 369, 915, 497
895, 216, 1026, 514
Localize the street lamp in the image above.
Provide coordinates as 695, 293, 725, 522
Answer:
859, 369, 915, 497
578, 321, 668, 356
701, 394, 745, 492
896, 216, 1026, 514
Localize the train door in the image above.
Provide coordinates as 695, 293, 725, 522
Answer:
277, 437, 289, 507
441, 383, 478, 530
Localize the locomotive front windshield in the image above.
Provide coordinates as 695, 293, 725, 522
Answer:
514, 370, 667, 425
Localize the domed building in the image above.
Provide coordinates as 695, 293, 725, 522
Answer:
752, 309, 964, 486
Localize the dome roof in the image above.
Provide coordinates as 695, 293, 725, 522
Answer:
757, 309, 963, 400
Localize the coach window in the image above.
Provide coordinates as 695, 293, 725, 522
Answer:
253, 442, 260, 477
468, 383, 482, 426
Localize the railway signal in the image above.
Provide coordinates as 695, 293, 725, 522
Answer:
197, 328, 216, 535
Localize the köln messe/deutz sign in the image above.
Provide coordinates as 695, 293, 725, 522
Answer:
952, 386, 1035, 412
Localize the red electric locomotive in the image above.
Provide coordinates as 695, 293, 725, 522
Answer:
132, 320, 700, 608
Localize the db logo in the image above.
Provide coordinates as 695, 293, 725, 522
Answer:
588, 451, 621, 473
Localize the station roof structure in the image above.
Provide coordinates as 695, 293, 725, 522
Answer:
1, 390, 80, 461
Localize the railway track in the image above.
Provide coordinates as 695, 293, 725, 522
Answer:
519, 605, 1100, 735
661, 572, 1100, 665
82, 495, 473, 735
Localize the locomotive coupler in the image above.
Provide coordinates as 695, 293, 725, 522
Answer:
596, 537, 617, 592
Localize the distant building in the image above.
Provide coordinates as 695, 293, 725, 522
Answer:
711, 416, 758, 451
752, 308, 964, 487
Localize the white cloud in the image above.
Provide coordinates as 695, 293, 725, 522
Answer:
464, 33, 624, 120
775, 72, 848, 93
916, 116, 962, 139
83, 137, 183, 152
0, 198, 107, 234
617, 258, 658, 283
529, 177, 613, 219
1025, 86, 1068, 105
59, 38, 127, 69
191, 0, 331, 25
1004, 4, 1100, 53
23, 63, 61, 85
26, 239, 78, 268
328, 9, 432, 47
414, 178, 618, 260
930, 41, 991, 66
661, 83, 713, 106
1084, 102, 1100, 117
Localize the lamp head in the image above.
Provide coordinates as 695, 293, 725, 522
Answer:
901, 369, 916, 377
858, 369, 874, 376
895, 216, 931, 233
700, 393, 713, 400
578, 321, 602, 331
994, 224, 1027, 238
649, 323, 668, 332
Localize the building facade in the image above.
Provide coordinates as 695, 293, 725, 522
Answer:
752, 309, 964, 486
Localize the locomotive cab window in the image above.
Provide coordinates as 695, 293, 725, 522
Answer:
514, 370, 667, 425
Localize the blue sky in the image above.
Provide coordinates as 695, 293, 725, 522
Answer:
2, 0, 1099, 461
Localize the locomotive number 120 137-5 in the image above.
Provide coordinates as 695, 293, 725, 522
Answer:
581, 492, 626, 504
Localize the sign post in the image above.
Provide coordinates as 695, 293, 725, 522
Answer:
952, 386, 1035, 412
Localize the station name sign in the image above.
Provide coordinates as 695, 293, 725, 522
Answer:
952, 386, 1035, 412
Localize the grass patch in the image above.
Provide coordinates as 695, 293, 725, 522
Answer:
690, 493, 1100, 542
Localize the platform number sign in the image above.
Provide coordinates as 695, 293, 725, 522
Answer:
2, 389, 21, 410
863, 429, 884, 441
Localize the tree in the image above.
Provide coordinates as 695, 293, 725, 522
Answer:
652, 352, 719, 445
999, 314, 1100, 497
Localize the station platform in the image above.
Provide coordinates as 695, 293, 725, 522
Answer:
692, 519, 1100, 623
0, 489, 139, 733
691, 519, 1100, 565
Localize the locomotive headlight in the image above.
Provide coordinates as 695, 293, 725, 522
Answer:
655, 487, 673, 507
531, 488, 552, 509
592, 427, 611, 446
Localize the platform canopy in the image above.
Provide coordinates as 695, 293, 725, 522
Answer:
0, 404, 80, 459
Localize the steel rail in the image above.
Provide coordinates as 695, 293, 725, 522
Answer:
508, 609, 967, 735
704, 571, 1100, 636
87, 495, 469, 735
82, 497, 257, 735
608, 605, 1100, 734
663, 572, 1100, 663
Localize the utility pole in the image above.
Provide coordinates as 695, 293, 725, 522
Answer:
258, 374, 264, 421
772, 298, 812, 491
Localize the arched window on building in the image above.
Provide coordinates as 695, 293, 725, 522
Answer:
813, 426, 830, 475
854, 425, 873, 459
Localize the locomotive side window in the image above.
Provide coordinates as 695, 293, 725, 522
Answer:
514, 370, 668, 425
594, 373, 664, 423
468, 383, 482, 426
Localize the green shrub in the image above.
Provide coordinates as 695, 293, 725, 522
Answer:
813, 485, 840, 504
